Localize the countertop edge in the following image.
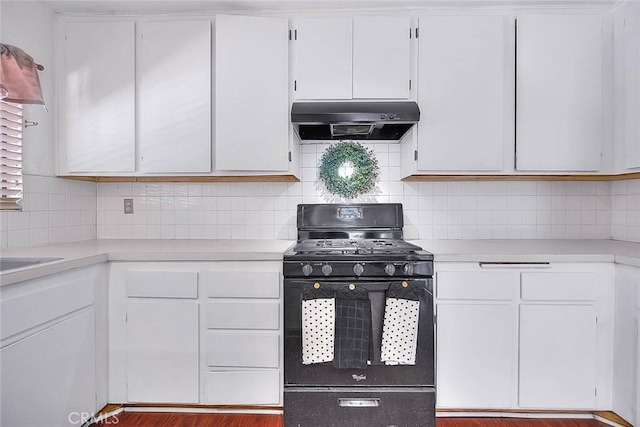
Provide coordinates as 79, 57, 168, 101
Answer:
1, 239, 639, 286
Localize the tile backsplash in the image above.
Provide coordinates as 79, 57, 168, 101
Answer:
95, 144, 618, 242
611, 179, 640, 243
0, 175, 97, 250
1, 148, 637, 250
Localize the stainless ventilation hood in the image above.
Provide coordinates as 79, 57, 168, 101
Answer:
291, 101, 420, 141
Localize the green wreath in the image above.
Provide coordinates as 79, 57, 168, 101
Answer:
318, 142, 379, 199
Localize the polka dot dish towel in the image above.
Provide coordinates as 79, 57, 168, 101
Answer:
381, 282, 421, 365
301, 283, 335, 365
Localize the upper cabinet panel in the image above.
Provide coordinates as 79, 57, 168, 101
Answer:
62, 21, 136, 173
417, 15, 506, 171
623, 2, 640, 170
516, 14, 603, 172
294, 18, 353, 100
293, 16, 411, 100
214, 15, 290, 172
353, 16, 411, 99
139, 20, 212, 173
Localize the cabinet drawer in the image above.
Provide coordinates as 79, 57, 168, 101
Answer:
206, 332, 279, 368
436, 271, 515, 300
2, 277, 94, 339
126, 271, 198, 299
203, 370, 280, 405
204, 301, 279, 330
520, 272, 596, 301
202, 271, 280, 298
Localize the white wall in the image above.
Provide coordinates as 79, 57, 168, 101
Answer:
1, 0, 55, 176
0, 1, 97, 249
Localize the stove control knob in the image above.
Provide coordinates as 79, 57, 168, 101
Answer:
384, 263, 396, 276
353, 263, 364, 276
321, 264, 333, 276
403, 263, 415, 276
301, 264, 313, 276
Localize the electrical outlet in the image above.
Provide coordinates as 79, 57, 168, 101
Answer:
124, 198, 134, 214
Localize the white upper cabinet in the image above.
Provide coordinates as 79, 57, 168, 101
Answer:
215, 14, 290, 171
417, 15, 506, 171
353, 17, 411, 99
139, 20, 211, 173
61, 21, 136, 173
624, 2, 640, 170
294, 18, 353, 100
293, 16, 411, 100
516, 14, 603, 172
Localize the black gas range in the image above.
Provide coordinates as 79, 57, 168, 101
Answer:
283, 204, 435, 427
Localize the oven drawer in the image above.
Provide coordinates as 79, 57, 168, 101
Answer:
284, 387, 435, 427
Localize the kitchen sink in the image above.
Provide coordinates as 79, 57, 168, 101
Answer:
0, 257, 62, 272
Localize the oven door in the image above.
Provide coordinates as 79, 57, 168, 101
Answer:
284, 278, 434, 388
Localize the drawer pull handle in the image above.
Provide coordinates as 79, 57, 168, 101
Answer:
479, 262, 550, 269
338, 398, 380, 408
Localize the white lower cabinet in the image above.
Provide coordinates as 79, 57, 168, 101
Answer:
0, 265, 107, 427
201, 264, 282, 405
436, 271, 517, 408
519, 305, 597, 408
109, 261, 282, 406
437, 304, 514, 408
435, 262, 613, 410
124, 270, 199, 403
126, 299, 199, 403
612, 264, 640, 425
518, 270, 598, 409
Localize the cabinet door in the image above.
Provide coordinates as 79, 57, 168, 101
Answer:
139, 20, 211, 173
353, 17, 411, 99
519, 304, 597, 408
1, 311, 96, 427
215, 15, 289, 171
417, 15, 505, 171
436, 303, 514, 408
126, 299, 199, 403
293, 18, 353, 100
624, 2, 640, 170
516, 14, 603, 171
62, 21, 135, 173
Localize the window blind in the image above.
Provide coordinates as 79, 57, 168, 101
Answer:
0, 101, 23, 211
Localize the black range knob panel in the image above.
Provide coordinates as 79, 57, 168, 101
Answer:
384, 263, 396, 276
403, 263, 415, 276
321, 264, 333, 276
301, 263, 313, 276
353, 263, 364, 276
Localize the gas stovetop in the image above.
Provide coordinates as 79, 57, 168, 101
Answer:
284, 238, 433, 279
284, 204, 433, 279
289, 239, 425, 256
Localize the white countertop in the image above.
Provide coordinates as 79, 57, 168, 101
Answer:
413, 239, 640, 267
1, 238, 639, 286
0, 239, 295, 286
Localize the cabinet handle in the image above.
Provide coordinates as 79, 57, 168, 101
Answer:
338, 398, 380, 408
479, 262, 550, 269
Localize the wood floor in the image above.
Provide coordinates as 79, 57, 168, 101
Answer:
94, 412, 611, 427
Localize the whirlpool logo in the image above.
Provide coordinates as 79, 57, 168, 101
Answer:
352, 374, 367, 382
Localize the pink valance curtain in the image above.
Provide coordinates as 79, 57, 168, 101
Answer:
0, 43, 45, 106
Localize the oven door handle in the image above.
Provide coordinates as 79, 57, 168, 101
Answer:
337, 398, 381, 408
